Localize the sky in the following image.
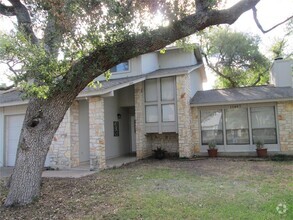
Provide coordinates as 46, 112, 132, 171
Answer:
0, 0, 292, 88
202, 0, 293, 89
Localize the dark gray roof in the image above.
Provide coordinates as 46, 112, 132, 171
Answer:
0, 89, 24, 104
191, 86, 293, 106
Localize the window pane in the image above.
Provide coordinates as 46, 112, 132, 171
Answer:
251, 107, 277, 144
145, 79, 157, 102
161, 77, 174, 101
110, 61, 129, 72
225, 108, 249, 145
162, 104, 175, 122
145, 105, 158, 122
251, 107, 276, 128
200, 110, 223, 145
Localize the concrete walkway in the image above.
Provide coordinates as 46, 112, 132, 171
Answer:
0, 167, 96, 179
0, 156, 137, 179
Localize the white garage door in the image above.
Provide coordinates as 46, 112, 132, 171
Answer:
5, 115, 50, 167
5, 115, 25, 166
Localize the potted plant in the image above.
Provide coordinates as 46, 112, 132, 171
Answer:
207, 141, 218, 157
256, 140, 267, 158
153, 147, 167, 160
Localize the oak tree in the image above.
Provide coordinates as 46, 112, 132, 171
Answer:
0, 0, 288, 206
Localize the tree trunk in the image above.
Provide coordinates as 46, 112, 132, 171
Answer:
4, 94, 74, 206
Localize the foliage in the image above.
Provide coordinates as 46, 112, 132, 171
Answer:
255, 140, 264, 149
269, 18, 293, 59
153, 147, 167, 159
208, 141, 217, 149
200, 27, 271, 88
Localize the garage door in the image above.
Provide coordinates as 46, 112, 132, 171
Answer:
5, 115, 25, 166
5, 115, 50, 167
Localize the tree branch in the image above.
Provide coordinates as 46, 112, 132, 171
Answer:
0, 84, 14, 91
62, 0, 261, 93
252, 6, 293, 33
202, 52, 237, 87
252, 67, 269, 86
0, 3, 15, 16
7, 0, 38, 45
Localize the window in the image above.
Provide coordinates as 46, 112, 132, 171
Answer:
201, 110, 224, 145
110, 61, 129, 73
145, 105, 158, 123
225, 108, 249, 145
144, 77, 176, 132
200, 105, 278, 146
251, 107, 277, 144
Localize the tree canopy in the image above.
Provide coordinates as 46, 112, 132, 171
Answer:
200, 27, 270, 88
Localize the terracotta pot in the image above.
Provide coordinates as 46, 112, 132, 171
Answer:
256, 148, 267, 158
208, 149, 218, 157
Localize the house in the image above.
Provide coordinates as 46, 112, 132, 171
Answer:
0, 49, 292, 170
0, 46, 206, 169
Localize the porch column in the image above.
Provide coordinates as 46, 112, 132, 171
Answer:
135, 82, 151, 159
277, 101, 293, 152
176, 74, 193, 158
191, 107, 201, 153
89, 97, 106, 170
70, 101, 80, 167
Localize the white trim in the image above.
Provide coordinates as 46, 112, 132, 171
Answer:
0, 100, 28, 107
191, 98, 293, 107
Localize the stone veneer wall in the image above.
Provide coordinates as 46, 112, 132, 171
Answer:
277, 101, 293, 152
70, 101, 80, 167
49, 101, 79, 168
135, 82, 152, 159
176, 74, 193, 157
89, 97, 106, 170
191, 107, 200, 153
50, 112, 71, 168
148, 133, 179, 155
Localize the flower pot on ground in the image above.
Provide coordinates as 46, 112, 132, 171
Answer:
207, 141, 218, 158
153, 147, 167, 160
256, 140, 268, 158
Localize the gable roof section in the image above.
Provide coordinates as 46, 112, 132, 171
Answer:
191, 86, 293, 107
78, 75, 145, 98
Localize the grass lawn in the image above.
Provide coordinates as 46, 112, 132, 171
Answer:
1, 158, 292, 219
